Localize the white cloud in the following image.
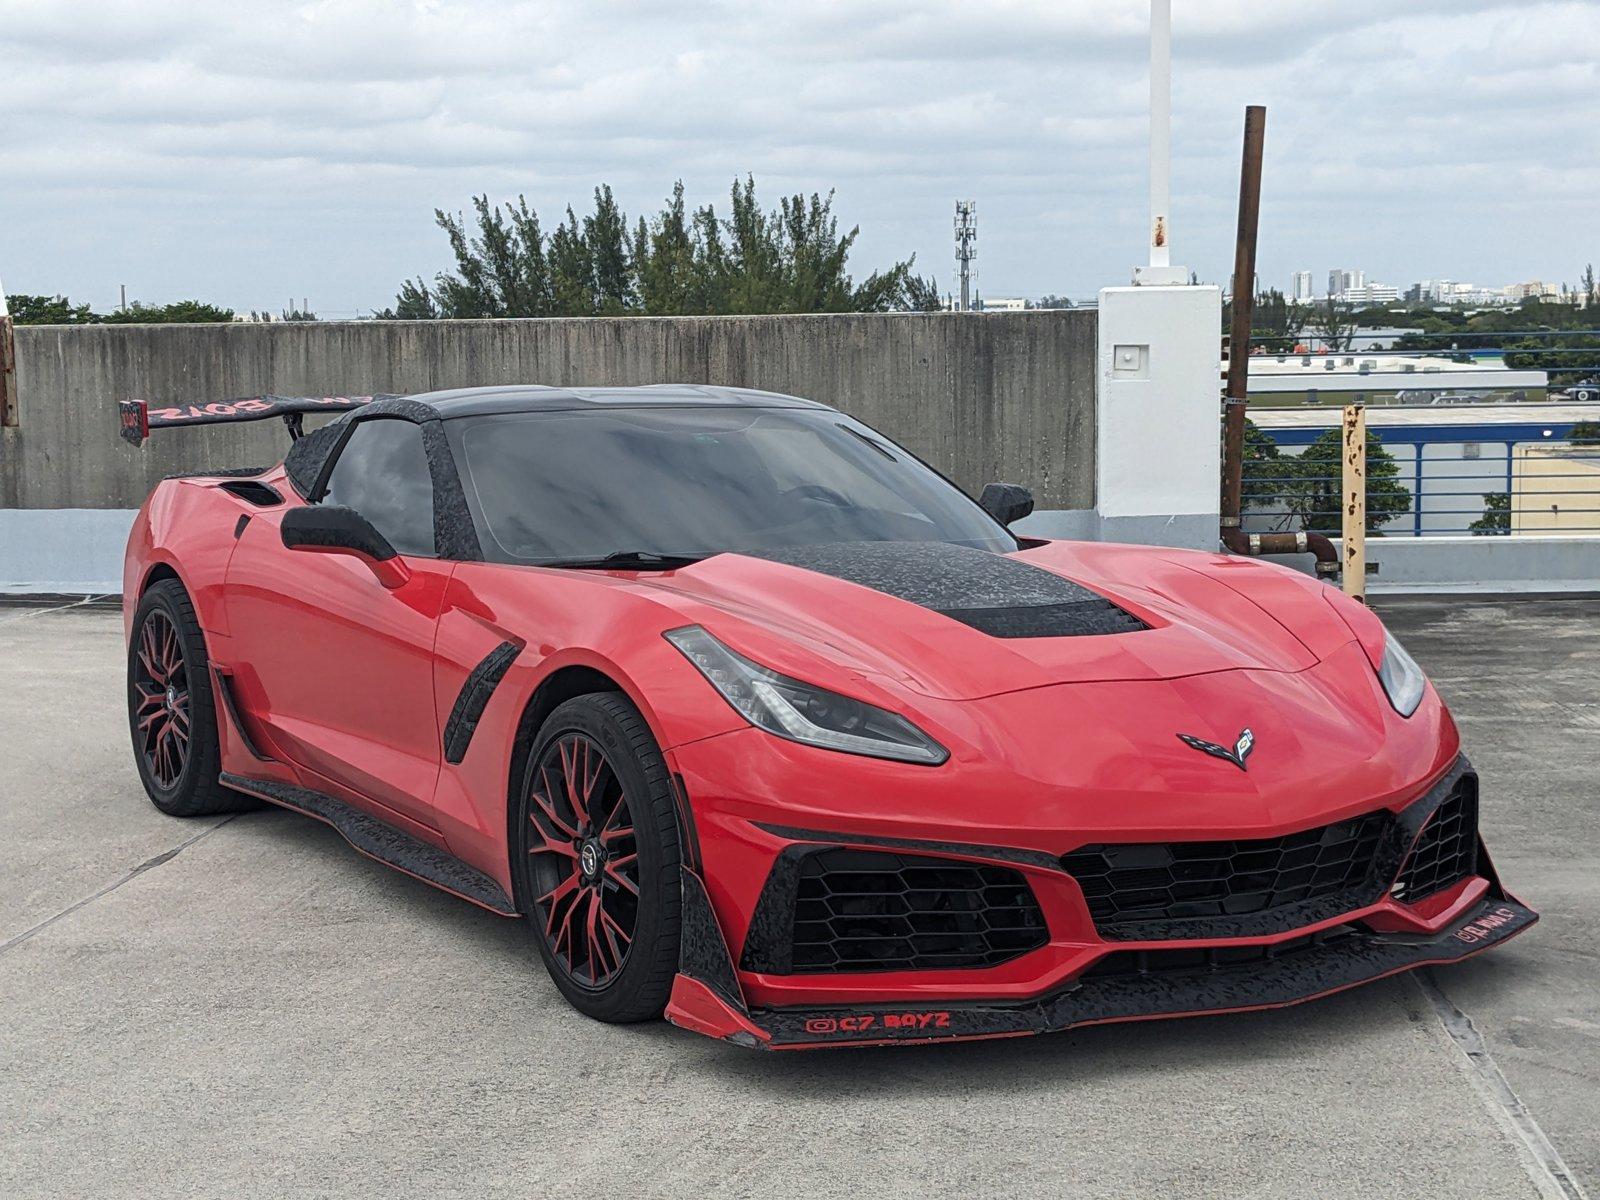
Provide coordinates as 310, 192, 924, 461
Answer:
1, 0, 1596, 314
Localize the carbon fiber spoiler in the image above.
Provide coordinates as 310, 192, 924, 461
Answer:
117, 393, 402, 446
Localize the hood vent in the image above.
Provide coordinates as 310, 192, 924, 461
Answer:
750, 541, 1147, 639
939, 598, 1146, 638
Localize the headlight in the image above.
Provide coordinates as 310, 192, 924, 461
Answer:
665, 626, 948, 765
1377, 633, 1427, 717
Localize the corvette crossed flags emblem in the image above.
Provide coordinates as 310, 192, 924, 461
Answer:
1177, 728, 1255, 771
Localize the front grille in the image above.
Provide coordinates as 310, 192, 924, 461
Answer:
1062, 811, 1394, 939
1081, 924, 1362, 980
1392, 779, 1478, 904
782, 849, 1047, 973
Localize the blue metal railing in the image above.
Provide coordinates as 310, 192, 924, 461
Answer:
1241, 432, 1600, 538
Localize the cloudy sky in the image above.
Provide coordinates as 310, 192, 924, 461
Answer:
2, 0, 1596, 316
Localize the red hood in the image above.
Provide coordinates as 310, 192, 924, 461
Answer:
635, 540, 1353, 702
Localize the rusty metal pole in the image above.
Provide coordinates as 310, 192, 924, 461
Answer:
1217, 107, 1340, 577
1342, 403, 1367, 601
1220, 105, 1265, 533
0, 314, 17, 428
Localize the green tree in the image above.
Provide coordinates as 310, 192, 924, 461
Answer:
1306, 297, 1356, 352
721, 176, 782, 312
902, 274, 943, 313
1469, 492, 1509, 536
688, 199, 729, 314
1241, 420, 1411, 534
1501, 331, 1600, 387
374, 278, 441, 320
1387, 291, 1600, 386
1224, 288, 1307, 353
390, 177, 931, 318
1235, 417, 1288, 513
634, 182, 696, 315
585, 185, 635, 315
430, 195, 550, 318
102, 300, 234, 323
1282, 427, 1411, 533
5, 294, 100, 324
547, 207, 596, 316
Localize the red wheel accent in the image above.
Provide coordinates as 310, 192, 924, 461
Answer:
132, 610, 192, 790
527, 732, 640, 988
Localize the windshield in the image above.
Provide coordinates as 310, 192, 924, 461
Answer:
446, 406, 1016, 564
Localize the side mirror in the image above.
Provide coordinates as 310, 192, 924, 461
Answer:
280, 505, 411, 589
979, 483, 1034, 527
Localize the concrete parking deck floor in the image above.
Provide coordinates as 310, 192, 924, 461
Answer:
1, 596, 1595, 1199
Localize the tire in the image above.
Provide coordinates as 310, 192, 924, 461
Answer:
127, 579, 259, 817
513, 692, 681, 1023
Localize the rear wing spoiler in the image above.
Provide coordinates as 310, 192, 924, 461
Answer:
117, 393, 402, 446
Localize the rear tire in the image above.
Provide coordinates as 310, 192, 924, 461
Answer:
127, 579, 259, 817
514, 693, 681, 1023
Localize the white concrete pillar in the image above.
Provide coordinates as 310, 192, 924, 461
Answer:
1095, 284, 1222, 549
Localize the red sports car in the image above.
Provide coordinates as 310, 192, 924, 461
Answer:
119, 385, 1535, 1048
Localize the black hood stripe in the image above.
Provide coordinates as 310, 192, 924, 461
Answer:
747, 542, 1147, 639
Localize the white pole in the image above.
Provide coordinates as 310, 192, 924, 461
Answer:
1149, 0, 1171, 268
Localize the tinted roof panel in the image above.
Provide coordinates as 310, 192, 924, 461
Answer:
413, 384, 829, 419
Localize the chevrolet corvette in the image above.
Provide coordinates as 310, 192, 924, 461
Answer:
118, 384, 1535, 1048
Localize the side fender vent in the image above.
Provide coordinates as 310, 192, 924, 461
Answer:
443, 641, 523, 764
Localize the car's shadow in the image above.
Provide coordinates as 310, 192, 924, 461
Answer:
237, 801, 1531, 1096
239, 804, 532, 960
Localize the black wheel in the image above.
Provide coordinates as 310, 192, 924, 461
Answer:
127, 580, 258, 817
514, 692, 681, 1023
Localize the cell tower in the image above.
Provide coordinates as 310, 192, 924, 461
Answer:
953, 201, 977, 311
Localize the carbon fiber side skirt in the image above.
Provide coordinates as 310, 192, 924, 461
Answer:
221, 773, 518, 916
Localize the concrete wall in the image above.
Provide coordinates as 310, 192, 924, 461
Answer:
1268, 534, 1600, 594
0, 312, 1097, 511
0, 509, 137, 593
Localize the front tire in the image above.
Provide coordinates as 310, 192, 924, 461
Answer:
127, 579, 258, 817
514, 693, 681, 1023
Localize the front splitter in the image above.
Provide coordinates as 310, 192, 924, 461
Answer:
665, 886, 1536, 1050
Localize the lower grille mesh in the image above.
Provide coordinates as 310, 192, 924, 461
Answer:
788, 850, 1047, 973
1392, 780, 1479, 903
1061, 812, 1392, 935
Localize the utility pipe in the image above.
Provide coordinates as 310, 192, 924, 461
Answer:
1217, 105, 1338, 577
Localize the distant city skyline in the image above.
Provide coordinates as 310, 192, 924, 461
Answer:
1278, 268, 1583, 307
